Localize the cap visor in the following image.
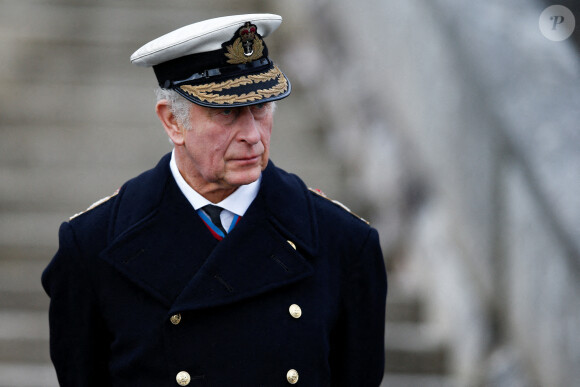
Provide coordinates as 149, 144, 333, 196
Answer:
175, 64, 291, 108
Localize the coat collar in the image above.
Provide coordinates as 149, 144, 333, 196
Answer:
99, 155, 318, 311
259, 159, 319, 257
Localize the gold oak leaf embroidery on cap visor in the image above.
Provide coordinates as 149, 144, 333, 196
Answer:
179, 65, 288, 105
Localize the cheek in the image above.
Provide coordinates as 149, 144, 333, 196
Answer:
185, 131, 227, 170
260, 127, 272, 165
261, 129, 272, 147
259, 119, 273, 146
196, 130, 229, 156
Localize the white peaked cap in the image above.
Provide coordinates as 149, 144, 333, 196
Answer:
130, 14, 283, 67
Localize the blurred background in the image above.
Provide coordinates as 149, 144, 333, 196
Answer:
1, 0, 579, 386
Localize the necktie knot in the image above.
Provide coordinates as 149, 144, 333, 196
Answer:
202, 205, 227, 235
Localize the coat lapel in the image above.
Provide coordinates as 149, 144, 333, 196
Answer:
170, 185, 315, 313
99, 157, 319, 312
99, 161, 219, 307
170, 161, 319, 313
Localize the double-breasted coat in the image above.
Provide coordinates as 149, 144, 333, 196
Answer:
42, 154, 387, 386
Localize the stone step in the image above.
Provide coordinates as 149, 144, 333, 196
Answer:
385, 322, 449, 375
0, 310, 48, 340
0, 258, 48, 296
0, 363, 58, 387
0, 291, 48, 311
0, 165, 159, 212
0, 245, 50, 261
0, 212, 66, 247
0, 123, 168, 167
0, 310, 50, 364
0, 338, 49, 364
385, 346, 448, 375
380, 373, 457, 387
0, 81, 158, 126
0, 246, 51, 313
385, 292, 422, 323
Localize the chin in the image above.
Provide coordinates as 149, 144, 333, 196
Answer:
228, 168, 261, 187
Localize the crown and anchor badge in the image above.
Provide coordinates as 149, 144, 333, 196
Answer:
224, 21, 265, 64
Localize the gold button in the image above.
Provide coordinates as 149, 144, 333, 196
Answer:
170, 313, 182, 325
176, 371, 191, 386
287, 369, 299, 384
289, 304, 302, 319
287, 240, 296, 250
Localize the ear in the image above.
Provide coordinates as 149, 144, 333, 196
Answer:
156, 100, 185, 146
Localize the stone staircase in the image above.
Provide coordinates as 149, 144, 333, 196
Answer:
0, 1, 453, 386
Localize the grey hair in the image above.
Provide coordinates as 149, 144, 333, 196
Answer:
154, 87, 193, 131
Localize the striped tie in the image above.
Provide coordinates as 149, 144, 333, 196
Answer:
202, 205, 227, 235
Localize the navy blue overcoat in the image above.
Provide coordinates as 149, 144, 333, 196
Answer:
42, 154, 387, 386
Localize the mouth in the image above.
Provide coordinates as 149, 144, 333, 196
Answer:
229, 154, 261, 165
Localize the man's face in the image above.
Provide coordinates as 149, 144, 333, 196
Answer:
178, 102, 274, 198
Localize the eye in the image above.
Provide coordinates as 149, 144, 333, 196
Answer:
221, 109, 233, 116
250, 103, 270, 116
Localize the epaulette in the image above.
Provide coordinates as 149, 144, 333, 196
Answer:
308, 187, 369, 225
69, 189, 120, 221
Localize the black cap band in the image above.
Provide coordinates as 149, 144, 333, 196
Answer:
161, 57, 271, 89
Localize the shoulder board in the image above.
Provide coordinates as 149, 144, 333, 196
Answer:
308, 187, 369, 225
70, 188, 120, 221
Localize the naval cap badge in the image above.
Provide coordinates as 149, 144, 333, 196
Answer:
224, 21, 264, 64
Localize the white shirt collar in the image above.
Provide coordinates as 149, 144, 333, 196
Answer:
169, 150, 260, 217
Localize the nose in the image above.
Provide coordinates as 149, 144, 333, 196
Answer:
237, 107, 261, 145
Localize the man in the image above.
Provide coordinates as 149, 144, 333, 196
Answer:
42, 13, 387, 386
